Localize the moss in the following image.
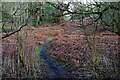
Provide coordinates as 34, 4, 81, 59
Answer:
47, 37, 53, 41
35, 46, 42, 57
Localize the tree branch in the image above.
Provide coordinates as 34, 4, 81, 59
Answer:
100, 18, 120, 36
2, 15, 30, 39
1, 7, 20, 35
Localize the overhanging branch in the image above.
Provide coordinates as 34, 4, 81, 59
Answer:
2, 15, 30, 39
